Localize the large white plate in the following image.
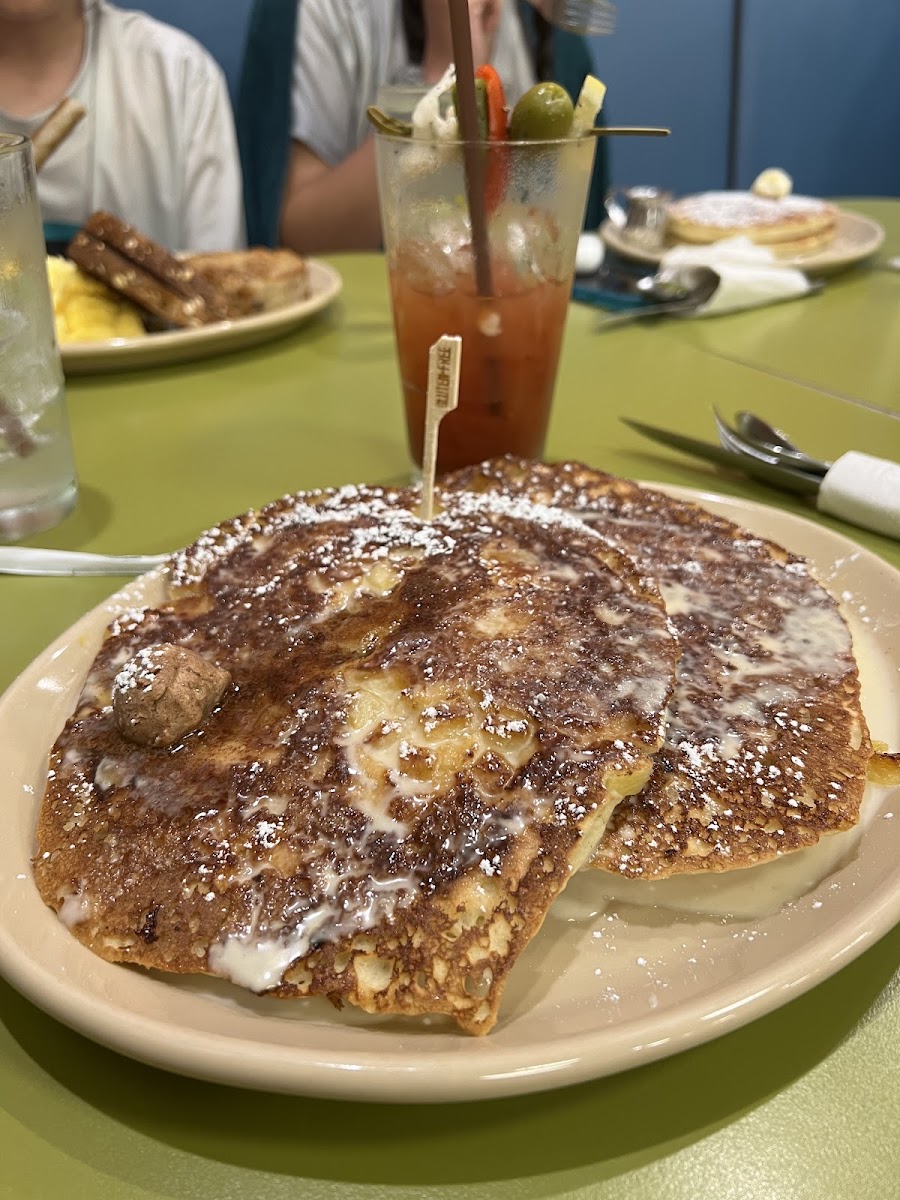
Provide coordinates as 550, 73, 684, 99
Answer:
59, 258, 342, 375
0, 489, 898, 1103
600, 208, 886, 275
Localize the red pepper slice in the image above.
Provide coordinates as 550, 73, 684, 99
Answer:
474, 64, 509, 213
475, 64, 508, 140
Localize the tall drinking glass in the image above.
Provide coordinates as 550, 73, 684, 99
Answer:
0, 134, 77, 540
375, 131, 595, 474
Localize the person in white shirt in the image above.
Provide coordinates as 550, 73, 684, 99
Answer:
281, 0, 536, 255
0, 0, 245, 252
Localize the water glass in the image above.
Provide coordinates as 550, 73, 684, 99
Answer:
0, 133, 77, 541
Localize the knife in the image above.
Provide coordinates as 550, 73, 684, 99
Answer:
622, 418, 900, 539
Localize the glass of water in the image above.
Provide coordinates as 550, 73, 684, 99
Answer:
0, 133, 77, 541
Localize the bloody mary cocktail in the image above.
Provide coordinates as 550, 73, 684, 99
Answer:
375, 131, 596, 475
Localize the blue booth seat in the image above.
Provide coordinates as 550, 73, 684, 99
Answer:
235, 0, 298, 247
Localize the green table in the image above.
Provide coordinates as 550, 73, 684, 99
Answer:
2, 201, 899, 1200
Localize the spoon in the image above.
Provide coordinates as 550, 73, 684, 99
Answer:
596, 266, 719, 328
635, 265, 720, 303
0, 546, 168, 576
735, 411, 832, 475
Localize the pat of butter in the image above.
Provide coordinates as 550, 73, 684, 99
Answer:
751, 167, 793, 200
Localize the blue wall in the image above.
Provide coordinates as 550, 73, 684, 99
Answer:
587, 0, 734, 196
588, 0, 900, 200
736, 0, 900, 197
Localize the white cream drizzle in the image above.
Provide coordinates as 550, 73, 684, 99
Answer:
208, 866, 420, 993
338, 722, 415, 835
57, 886, 92, 928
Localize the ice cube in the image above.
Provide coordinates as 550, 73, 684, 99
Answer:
490, 207, 566, 285
0, 307, 26, 347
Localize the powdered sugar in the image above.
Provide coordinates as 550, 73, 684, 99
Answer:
669, 191, 832, 229
113, 644, 167, 694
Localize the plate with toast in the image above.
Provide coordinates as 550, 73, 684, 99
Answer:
0, 471, 898, 1102
50, 212, 342, 374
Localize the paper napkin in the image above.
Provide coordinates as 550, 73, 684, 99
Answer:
660, 236, 814, 317
817, 451, 900, 540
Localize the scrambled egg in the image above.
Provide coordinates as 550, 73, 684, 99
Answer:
46, 256, 146, 343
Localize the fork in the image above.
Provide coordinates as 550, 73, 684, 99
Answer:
733, 411, 832, 477
543, 0, 617, 35
712, 409, 830, 479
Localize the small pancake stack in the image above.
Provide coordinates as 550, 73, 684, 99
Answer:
666, 191, 838, 257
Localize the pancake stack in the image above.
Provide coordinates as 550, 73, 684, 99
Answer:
34, 484, 677, 1034
666, 191, 838, 257
34, 461, 874, 1033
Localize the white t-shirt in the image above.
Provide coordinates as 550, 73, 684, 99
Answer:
0, 1, 245, 252
291, 0, 536, 167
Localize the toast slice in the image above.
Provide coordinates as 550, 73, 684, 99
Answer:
67, 211, 237, 327
183, 248, 311, 315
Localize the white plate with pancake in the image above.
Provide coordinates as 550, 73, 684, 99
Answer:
600, 208, 885, 275
58, 258, 343, 376
0, 489, 898, 1103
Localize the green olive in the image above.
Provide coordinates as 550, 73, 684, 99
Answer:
509, 82, 575, 141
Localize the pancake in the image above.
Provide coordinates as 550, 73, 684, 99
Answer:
443, 459, 872, 881
766, 226, 837, 259
34, 484, 677, 1034
666, 191, 837, 248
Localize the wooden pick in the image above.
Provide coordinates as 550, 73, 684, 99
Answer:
31, 97, 86, 172
586, 125, 671, 137
420, 335, 462, 522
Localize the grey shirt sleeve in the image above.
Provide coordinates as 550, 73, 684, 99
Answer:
290, 0, 366, 166
289, 0, 535, 166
